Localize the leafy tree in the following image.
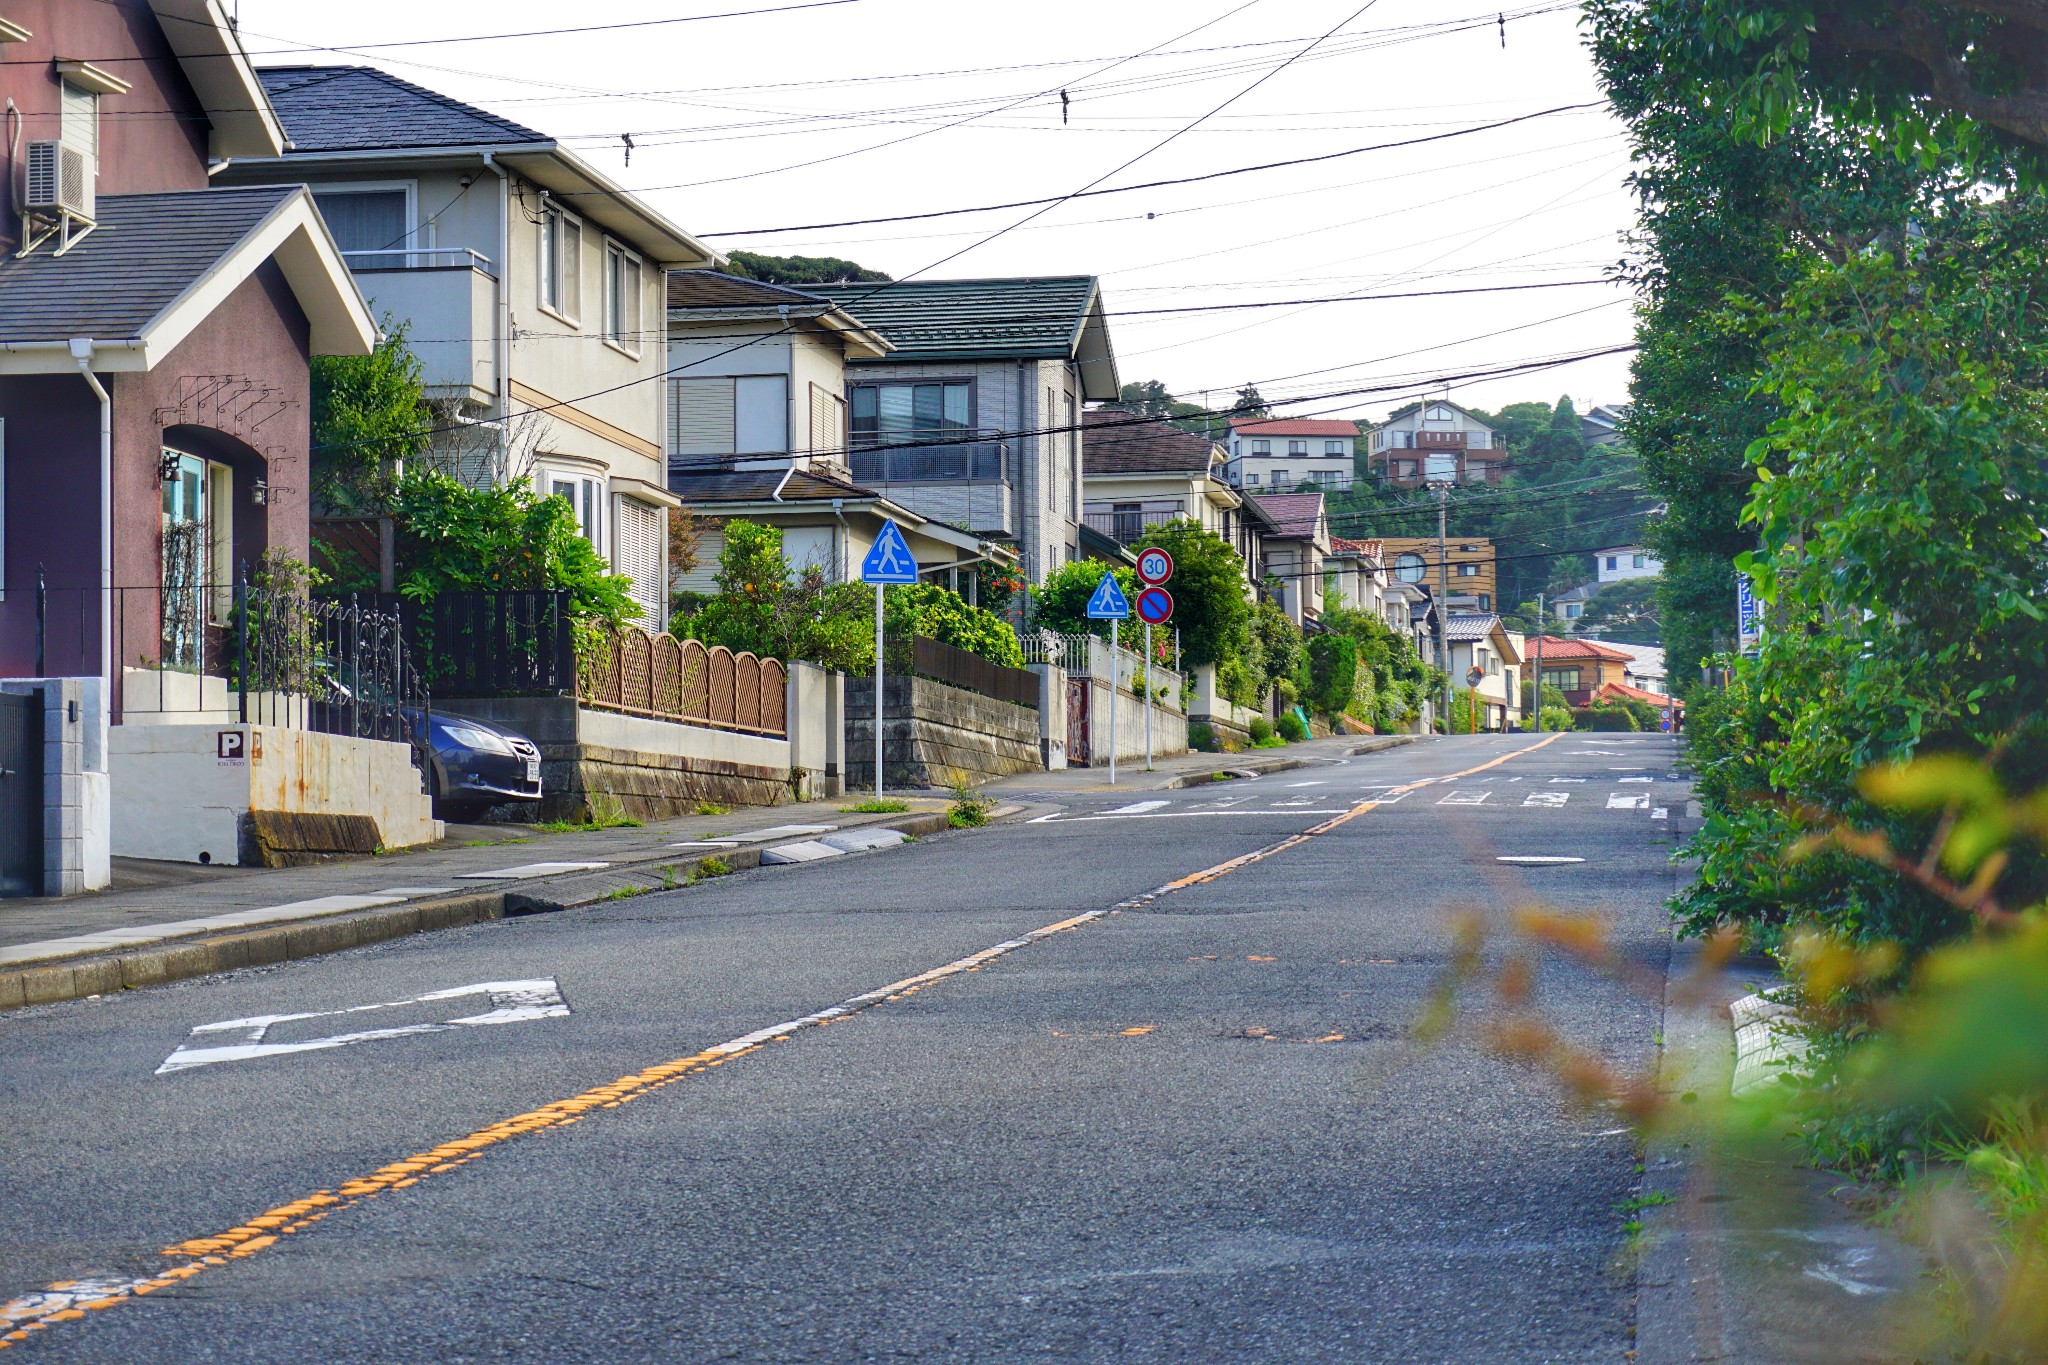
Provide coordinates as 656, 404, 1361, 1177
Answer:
1251, 599, 1304, 703
1129, 521, 1251, 669
388, 469, 638, 625
1232, 383, 1271, 419
1574, 578, 1662, 646
885, 582, 1023, 668
1030, 560, 1140, 640
1305, 634, 1358, 716
723, 251, 889, 285
309, 318, 428, 514
1482, 401, 1557, 457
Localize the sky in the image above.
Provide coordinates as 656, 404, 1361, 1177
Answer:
237, 0, 1641, 424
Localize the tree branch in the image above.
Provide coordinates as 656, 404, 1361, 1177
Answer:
1815, 4, 2048, 151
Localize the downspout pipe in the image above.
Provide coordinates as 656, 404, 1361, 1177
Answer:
483, 154, 513, 482
68, 338, 111, 705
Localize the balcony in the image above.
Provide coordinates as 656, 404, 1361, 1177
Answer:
847, 436, 1014, 536
347, 248, 497, 406
1083, 506, 1186, 544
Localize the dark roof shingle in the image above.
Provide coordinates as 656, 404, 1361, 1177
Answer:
671, 468, 877, 504
1081, 410, 1221, 474
0, 187, 299, 343
1253, 491, 1325, 539
668, 271, 833, 311
803, 276, 1098, 361
257, 66, 547, 153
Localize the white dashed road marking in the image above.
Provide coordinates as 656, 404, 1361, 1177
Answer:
1549, 777, 1586, 784
1607, 792, 1650, 810
1437, 790, 1491, 806
1104, 800, 1170, 815
1523, 791, 1570, 808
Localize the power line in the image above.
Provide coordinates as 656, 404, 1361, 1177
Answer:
695, 103, 1605, 235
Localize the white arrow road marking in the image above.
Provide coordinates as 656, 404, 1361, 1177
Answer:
1437, 790, 1491, 806
1523, 791, 1570, 807
1103, 800, 1170, 815
156, 980, 569, 1075
1608, 792, 1650, 810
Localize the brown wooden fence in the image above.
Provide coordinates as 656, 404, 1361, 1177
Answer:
912, 635, 1040, 711
577, 623, 787, 737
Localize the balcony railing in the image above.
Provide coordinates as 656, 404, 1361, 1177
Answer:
848, 439, 1010, 485
343, 246, 495, 275
1083, 507, 1186, 544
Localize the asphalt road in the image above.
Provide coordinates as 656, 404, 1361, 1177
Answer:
0, 732, 1687, 1363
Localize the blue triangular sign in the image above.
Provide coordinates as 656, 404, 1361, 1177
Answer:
1085, 573, 1130, 619
860, 520, 920, 584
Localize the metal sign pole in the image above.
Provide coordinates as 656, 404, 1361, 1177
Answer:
873, 583, 884, 798
1144, 621, 1153, 770
1109, 619, 1119, 786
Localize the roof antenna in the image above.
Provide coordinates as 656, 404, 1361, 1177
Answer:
1059, 89, 1070, 126
622, 132, 635, 167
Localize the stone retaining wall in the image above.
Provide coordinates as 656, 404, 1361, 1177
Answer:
846, 676, 1042, 790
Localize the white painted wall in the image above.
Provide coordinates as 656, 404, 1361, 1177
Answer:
1595, 546, 1663, 582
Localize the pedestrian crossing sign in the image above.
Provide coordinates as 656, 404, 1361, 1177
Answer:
1086, 573, 1131, 619
861, 520, 920, 584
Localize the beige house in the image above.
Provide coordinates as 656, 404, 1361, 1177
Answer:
1445, 614, 1524, 731
667, 272, 1015, 603
220, 66, 721, 623
1080, 410, 1270, 587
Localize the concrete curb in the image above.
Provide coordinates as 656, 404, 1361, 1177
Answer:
0, 811, 961, 1014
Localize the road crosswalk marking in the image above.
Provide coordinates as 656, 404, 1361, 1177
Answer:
1437, 790, 1491, 806
1549, 777, 1586, 784
1524, 791, 1570, 807
1608, 792, 1650, 810
1104, 800, 1169, 815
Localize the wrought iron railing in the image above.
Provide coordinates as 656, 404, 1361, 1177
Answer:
1082, 507, 1186, 544
848, 439, 1010, 485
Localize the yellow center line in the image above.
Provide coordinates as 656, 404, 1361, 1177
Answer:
0, 733, 1562, 1350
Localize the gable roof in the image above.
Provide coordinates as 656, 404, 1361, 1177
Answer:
1329, 536, 1382, 559
1082, 410, 1222, 475
1444, 614, 1501, 643
150, 0, 288, 158
257, 66, 547, 152
1524, 635, 1633, 662
1595, 679, 1682, 709
1368, 398, 1493, 433
804, 277, 1120, 400
1254, 491, 1325, 540
1230, 418, 1357, 438
667, 271, 890, 359
0, 187, 374, 370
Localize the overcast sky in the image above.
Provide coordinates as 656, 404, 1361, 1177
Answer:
239, 0, 1639, 423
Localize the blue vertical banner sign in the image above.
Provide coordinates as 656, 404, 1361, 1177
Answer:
1736, 576, 1762, 654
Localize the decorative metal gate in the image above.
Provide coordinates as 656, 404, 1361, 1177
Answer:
1065, 677, 1090, 768
0, 693, 44, 897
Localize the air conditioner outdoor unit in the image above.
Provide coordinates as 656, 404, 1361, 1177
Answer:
25, 140, 94, 222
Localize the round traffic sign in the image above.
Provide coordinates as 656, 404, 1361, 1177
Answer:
1135, 586, 1174, 625
1135, 547, 1174, 586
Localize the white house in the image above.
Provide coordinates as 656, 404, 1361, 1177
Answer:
1225, 418, 1357, 492
220, 66, 722, 623
1595, 545, 1663, 583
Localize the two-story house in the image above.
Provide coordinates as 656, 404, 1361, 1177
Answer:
666, 271, 1013, 601
1365, 401, 1503, 487
803, 277, 1119, 585
1581, 403, 1630, 449
1444, 614, 1523, 731
1596, 544, 1663, 583
0, 1, 374, 697
1324, 537, 1394, 623
1522, 635, 1635, 706
1253, 491, 1331, 626
1225, 418, 1357, 492
216, 66, 721, 623
1080, 410, 1270, 588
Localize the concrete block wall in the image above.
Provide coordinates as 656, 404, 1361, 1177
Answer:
0, 678, 108, 895
846, 676, 1043, 791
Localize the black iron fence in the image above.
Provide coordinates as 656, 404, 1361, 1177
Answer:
353, 591, 578, 698
849, 439, 1010, 485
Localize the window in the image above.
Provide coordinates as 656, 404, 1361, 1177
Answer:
1325, 440, 1347, 456
1393, 430, 1414, 448
1425, 404, 1454, 423
1313, 470, 1339, 487
809, 382, 846, 459
1394, 459, 1418, 478
1605, 556, 1618, 571
547, 472, 603, 552
850, 381, 972, 445
1633, 553, 1647, 569
314, 188, 410, 264
1457, 563, 1480, 577
1251, 439, 1271, 455
538, 203, 582, 322
1270, 468, 1289, 487
1394, 552, 1427, 583
604, 241, 642, 351
613, 497, 668, 627
1478, 593, 1491, 611
1540, 667, 1582, 690
1244, 472, 1261, 487
59, 79, 97, 160
1288, 439, 1307, 456
1561, 602, 1582, 619
734, 375, 787, 454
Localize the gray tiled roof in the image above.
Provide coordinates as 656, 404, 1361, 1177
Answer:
1082, 410, 1221, 474
1444, 614, 1502, 643
257, 66, 547, 152
670, 468, 878, 504
1253, 491, 1325, 540
668, 271, 833, 311
804, 276, 1098, 362
0, 187, 299, 343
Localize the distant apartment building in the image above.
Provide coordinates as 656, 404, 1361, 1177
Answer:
1225, 419, 1357, 492
1364, 401, 1502, 487
1379, 536, 1497, 613
1595, 545, 1662, 583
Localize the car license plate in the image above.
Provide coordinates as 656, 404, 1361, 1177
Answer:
525, 757, 540, 784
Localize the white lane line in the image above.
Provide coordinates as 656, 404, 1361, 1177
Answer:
1608, 792, 1650, 810
1524, 791, 1570, 807
156, 980, 570, 1075
1104, 800, 1170, 815
456, 862, 610, 881
1437, 790, 1491, 806
1619, 776, 1653, 783
1031, 809, 1350, 824
1497, 855, 1585, 866
1286, 780, 1326, 788
1607, 766, 1647, 771
1549, 777, 1586, 784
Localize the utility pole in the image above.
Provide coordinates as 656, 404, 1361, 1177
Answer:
1435, 481, 1452, 728
1532, 592, 1545, 732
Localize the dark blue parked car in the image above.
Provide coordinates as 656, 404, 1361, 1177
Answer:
424, 712, 542, 823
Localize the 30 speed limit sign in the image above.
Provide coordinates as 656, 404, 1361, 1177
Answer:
1135, 546, 1174, 585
